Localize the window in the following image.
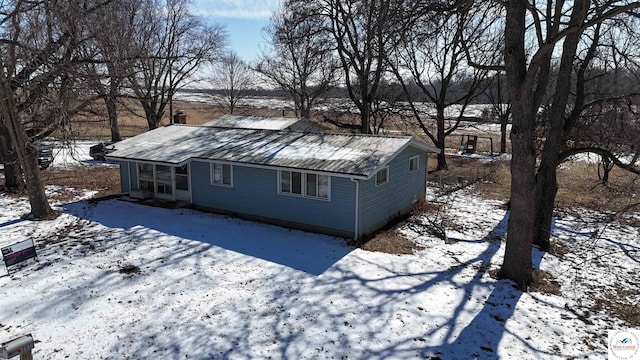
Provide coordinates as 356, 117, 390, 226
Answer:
175, 165, 189, 191
211, 163, 232, 186
138, 163, 154, 191
280, 171, 302, 195
138, 163, 153, 179
376, 167, 389, 186
140, 180, 154, 191
409, 156, 419, 172
305, 173, 330, 199
280, 171, 330, 200
156, 165, 173, 194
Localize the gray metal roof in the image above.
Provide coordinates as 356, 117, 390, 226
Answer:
202, 115, 300, 130
107, 125, 440, 178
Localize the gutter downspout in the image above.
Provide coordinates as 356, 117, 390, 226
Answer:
351, 178, 359, 241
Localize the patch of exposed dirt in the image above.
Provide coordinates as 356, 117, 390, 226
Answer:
359, 229, 425, 254
530, 269, 562, 295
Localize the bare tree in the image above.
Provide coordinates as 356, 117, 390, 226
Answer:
0, 0, 108, 218
484, 73, 511, 154
211, 51, 255, 114
295, 0, 404, 134
532, 17, 640, 251
390, 2, 498, 170
255, 1, 338, 119
84, 0, 146, 141
128, 0, 226, 129
501, 0, 640, 289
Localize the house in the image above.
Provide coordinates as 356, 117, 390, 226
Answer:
202, 114, 329, 132
107, 124, 440, 240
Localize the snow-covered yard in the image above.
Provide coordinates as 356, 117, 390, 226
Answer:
1, 184, 638, 359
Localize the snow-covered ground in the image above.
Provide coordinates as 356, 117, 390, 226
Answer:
0, 184, 637, 359
41, 140, 116, 170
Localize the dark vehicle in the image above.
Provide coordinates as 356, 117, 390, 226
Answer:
36, 143, 54, 170
0, 142, 53, 171
89, 141, 117, 161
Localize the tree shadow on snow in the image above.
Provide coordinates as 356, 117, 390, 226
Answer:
61, 198, 353, 276
52, 199, 575, 359
322, 211, 560, 359
410, 213, 556, 358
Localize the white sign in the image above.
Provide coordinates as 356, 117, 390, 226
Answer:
609, 329, 640, 359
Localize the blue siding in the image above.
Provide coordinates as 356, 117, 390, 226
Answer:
119, 161, 132, 193
358, 146, 427, 237
190, 161, 357, 237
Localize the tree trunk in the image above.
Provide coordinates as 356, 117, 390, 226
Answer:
360, 100, 371, 134
300, 106, 310, 119
500, 114, 508, 154
142, 103, 163, 130
531, 0, 586, 252
0, 131, 24, 192
533, 159, 557, 251
436, 116, 448, 170
499, 0, 534, 290
0, 64, 54, 218
500, 110, 535, 290
105, 95, 122, 142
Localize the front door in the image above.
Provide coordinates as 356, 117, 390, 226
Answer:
174, 164, 190, 202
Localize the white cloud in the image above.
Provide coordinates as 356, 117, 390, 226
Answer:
192, 0, 281, 19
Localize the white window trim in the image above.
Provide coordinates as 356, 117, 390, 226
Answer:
409, 155, 420, 173
137, 162, 155, 191
174, 164, 190, 192
210, 162, 233, 187
375, 166, 389, 187
278, 170, 331, 201
136, 162, 175, 199
278, 170, 303, 197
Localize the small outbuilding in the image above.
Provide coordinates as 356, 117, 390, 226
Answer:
107, 124, 440, 240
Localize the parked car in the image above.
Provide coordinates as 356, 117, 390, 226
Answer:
36, 143, 54, 170
89, 141, 117, 161
0, 141, 53, 171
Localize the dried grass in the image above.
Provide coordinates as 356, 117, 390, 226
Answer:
530, 269, 562, 295
473, 159, 640, 214
359, 229, 424, 254
41, 166, 121, 200
594, 288, 640, 326
64, 99, 300, 139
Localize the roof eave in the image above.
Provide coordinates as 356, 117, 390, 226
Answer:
409, 138, 441, 154
364, 139, 440, 180
106, 155, 188, 167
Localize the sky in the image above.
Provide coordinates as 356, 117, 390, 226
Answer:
190, 0, 281, 63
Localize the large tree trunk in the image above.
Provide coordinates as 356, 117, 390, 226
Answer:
360, 99, 371, 134
0, 64, 54, 218
106, 72, 122, 141
500, 100, 536, 290
142, 102, 164, 130
533, 159, 558, 251
499, 0, 534, 290
436, 114, 448, 170
0, 130, 24, 192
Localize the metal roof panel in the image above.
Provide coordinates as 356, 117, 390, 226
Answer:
107, 125, 439, 177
